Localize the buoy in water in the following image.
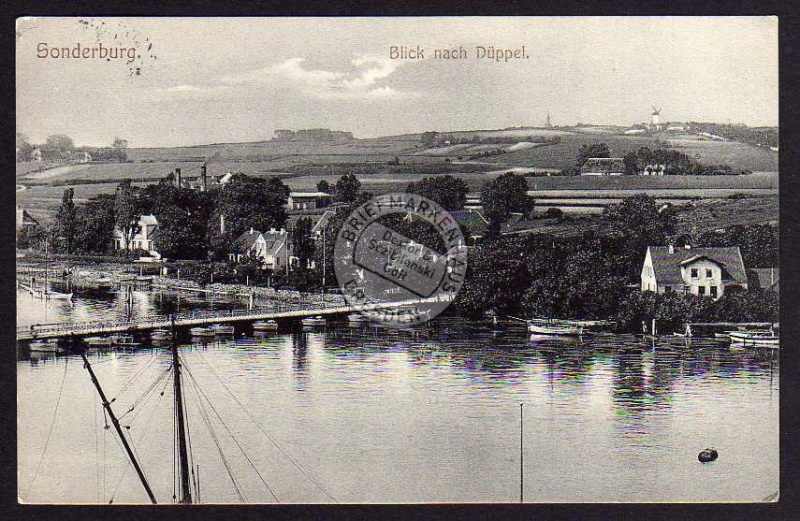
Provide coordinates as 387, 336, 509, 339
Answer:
698, 448, 718, 463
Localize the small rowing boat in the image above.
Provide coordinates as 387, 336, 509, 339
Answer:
728, 330, 779, 347
527, 318, 584, 336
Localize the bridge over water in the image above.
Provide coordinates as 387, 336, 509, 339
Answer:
17, 296, 453, 341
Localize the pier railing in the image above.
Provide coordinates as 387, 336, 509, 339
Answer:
17, 294, 455, 341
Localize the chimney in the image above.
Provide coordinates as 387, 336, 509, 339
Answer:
175, 168, 182, 188
668, 244, 674, 254
201, 164, 207, 191
250, 227, 254, 234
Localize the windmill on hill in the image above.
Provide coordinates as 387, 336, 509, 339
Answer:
651, 106, 663, 129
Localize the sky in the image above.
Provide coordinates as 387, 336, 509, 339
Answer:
16, 17, 778, 148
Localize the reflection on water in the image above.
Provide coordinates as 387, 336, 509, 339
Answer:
17, 291, 779, 504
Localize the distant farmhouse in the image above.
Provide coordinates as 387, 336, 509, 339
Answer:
287, 192, 331, 211
641, 245, 748, 299
580, 157, 625, 176
113, 214, 161, 259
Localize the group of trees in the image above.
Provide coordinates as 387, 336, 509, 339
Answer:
16, 133, 129, 162
47, 173, 291, 260
565, 142, 742, 176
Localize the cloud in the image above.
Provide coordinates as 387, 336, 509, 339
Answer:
221, 55, 416, 101
153, 83, 231, 99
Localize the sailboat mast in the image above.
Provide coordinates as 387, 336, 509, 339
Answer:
171, 316, 193, 504
81, 353, 157, 504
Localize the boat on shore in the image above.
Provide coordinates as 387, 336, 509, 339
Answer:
253, 320, 278, 332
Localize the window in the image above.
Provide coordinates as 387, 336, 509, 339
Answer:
683, 285, 690, 293
710, 286, 718, 298
706, 269, 713, 278
698, 286, 706, 296
664, 285, 672, 293
691, 268, 698, 278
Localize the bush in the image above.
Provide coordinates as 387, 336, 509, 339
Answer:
543, 208, 564, 220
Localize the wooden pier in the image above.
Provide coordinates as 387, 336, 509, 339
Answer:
17, 295, 454, 341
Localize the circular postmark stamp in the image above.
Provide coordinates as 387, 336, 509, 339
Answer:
333, 193, 468, 328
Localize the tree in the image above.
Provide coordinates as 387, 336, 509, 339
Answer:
53, 188, 77, 253
603, 194, 676, 278
114, 180, 140, 252
317, 179, 332, 194
334, 173, 362, 204
623, 151, 639, 175
74, 194, 115, 254
420, 131, 438, 147
480, 172, 533, 239
576, 142, 611, 167
112, 136, 129, 162
16, 133, 33, 162
405, 175, 469, 211
290, 217, 316, 274
208, 173, 288, 258
44, 134, 74, 153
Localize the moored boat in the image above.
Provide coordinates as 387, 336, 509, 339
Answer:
85, 336, 113, 348
150, 329, 171, 341
527, 318, 584, 336
301, 316, 326, 327
189, 326, 216, 337
728, 330, 779, 347
253, 320, 279, 332
110, 334, 140, 349
29, 339, 64, 353
212, 324, 235, 335
348, 313, 371, 324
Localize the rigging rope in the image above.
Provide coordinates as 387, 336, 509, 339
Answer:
26, 356, 69, 498
181, 358, 278, 502
182, 369, 247, 502
112, 353, 160, 402
192, 349, 337, 502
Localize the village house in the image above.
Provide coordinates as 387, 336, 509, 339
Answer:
641, 245, 748, 299
16, 207, 39, 230
580, 157, 625, 176
229, 228, 299, 271
71, 150, 93, 163
287, 191, 332, 211
112, 214, 161, 258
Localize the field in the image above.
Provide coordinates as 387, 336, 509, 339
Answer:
16, 125, 779, 226
504, 194, 779, 237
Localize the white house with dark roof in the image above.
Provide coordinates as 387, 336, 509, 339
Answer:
229, 228, 298, 271
641, 245, 748, 299
287, 191, 332, 210
113, 214, 161, 258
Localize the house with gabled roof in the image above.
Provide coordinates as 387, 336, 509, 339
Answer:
641, 245, 748, 299
112, 214, 161, 258
229, 228, 302, 271
580, 157, 625, 176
